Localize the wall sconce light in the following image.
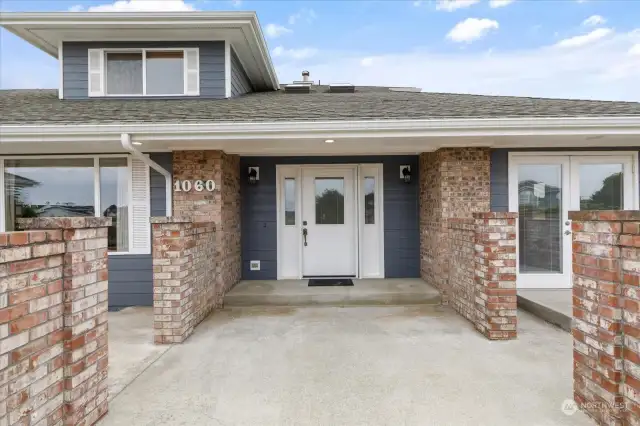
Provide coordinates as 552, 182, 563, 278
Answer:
248, 167, 259, 185
400, 165, 411, 184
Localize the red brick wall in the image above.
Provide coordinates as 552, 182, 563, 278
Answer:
448, 219, 476, 322
151, 218, 216, 344
172, 150, 241, 305
419, 148, 491, 303
570, 210, 640, 425
3, 217, 111, 426
447, 213, 518, 340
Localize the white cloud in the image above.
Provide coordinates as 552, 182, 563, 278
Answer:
272, 46, 318, 60
265, 24, 293, 39
68, 4, 85, 12
555, 28, 613, 48
231, 0, 242, 7
630, 44, 640, 56
413, 1, 423, 6
272, 29, 640, 101
489, 0, 514, 8
87, 0, 196, 12
447, 18, 499, 43
360, 57, 375, 67
288, 9, 317, 25
435, 0, 479, 12
583, 15, 606, 26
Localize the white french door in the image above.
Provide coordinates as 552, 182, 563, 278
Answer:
509, 153, 637, 289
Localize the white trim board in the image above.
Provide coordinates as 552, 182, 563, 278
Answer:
2, 117, 640, 146
275, 164, 385, 280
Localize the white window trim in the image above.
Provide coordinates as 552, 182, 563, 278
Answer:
0, 154, 147, 256
100, 47, 199, 97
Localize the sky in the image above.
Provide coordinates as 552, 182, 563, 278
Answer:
1, 0, 639, 101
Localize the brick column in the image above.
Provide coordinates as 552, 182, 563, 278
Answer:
151, 218, 216, 344
172, 150, 240, 306
0, 230, 66, 426
473, 212, 518, 340
419, 148, 491, 303
569, 210, 640, 425
17, 217, 111, 426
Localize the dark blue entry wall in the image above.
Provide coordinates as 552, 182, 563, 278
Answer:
240, 156, 420, 280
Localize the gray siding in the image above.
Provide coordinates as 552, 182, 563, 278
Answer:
230, 46, 252, 97
108, 152, 172, 308
62, 42, 225, 100
240, 156, 420, 280
490, 147, 640, 212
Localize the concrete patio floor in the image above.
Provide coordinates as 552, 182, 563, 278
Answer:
518, 289, 572, 332
101, 305, 591, 426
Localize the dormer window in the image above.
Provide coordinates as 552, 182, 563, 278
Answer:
88, 48, 200, 97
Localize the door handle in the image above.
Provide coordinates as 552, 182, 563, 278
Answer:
302, 228, 308, 246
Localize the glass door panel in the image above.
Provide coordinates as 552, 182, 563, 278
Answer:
510, 156, 571, 289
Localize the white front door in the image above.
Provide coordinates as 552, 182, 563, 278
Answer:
301, 167, 357, 277
510, 153, 637, 289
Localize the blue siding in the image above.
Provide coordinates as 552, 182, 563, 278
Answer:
240, 156, 420, 280
62, 42, 225, 100
490, 148, 640, 212
230, 46, 252, 97
108, 152, 172, 308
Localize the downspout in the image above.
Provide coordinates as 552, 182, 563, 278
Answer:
120, 133, 173, 216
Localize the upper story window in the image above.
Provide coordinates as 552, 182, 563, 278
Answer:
89, 48, 199, 97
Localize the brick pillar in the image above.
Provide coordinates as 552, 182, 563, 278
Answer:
0, 230, 65, 426
172, 150, 240, 306
569, 210, 640, 425
151, 218, 216, 344
17, 217, 111, 426
473, 212, 518, 340
419, 148, 490, 303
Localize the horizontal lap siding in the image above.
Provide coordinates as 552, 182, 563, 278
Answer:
230, 47, 252, 97
62, 41, 225, 99
108, 152, 172, 308
240, 156, 420, 280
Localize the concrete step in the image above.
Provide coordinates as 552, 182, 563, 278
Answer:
517, 290, 572, 332
224, 279, 442, 307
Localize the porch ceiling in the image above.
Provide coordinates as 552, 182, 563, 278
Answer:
0, 134, 637, 156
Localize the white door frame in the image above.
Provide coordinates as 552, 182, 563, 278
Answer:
276, 164, 385, 279
508, 151, 639, 289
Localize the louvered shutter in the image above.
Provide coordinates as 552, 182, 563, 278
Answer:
130, 158, 150, 254
88, 49, 104, 97
184, 48, 200, 96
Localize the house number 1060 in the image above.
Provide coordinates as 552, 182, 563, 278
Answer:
173, 180, 216, 192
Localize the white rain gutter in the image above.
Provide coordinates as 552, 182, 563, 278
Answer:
2, 116, 640, 143
120, 133, 172, 216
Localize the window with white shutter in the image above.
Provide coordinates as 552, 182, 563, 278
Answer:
130, 158, 151, 254
184, 48, 200, 96
88, 49, 105, 97
94, 48, 199, 97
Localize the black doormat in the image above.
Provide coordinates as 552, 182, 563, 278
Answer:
308, 278, 354, 287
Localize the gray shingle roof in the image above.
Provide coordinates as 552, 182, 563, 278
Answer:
2, 86, 640, 125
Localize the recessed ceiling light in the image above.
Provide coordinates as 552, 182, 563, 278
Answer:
132, 141, 143, 146
324, 139, 335, 144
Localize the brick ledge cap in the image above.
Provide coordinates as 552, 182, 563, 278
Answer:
18, 217, 112, 229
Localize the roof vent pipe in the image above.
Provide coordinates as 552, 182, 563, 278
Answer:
302, 70, 310, 82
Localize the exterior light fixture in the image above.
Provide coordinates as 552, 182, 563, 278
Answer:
132, 141, 143, 146
248, 167, 259, 185
324, 139, 335, 144
401, 165, 411, 184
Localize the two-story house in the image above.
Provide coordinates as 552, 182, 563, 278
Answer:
1, 11, 640, 309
